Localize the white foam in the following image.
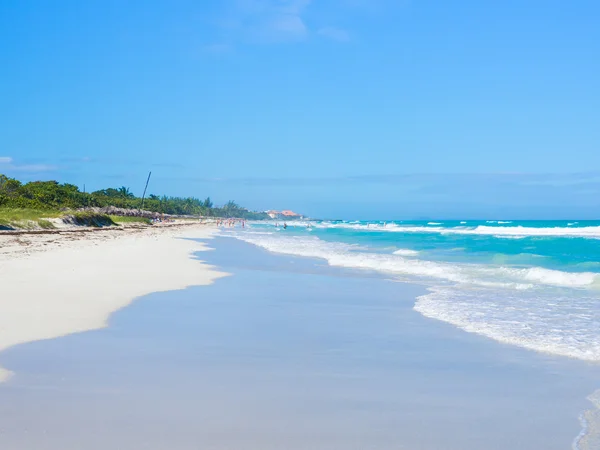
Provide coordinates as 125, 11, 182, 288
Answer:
415, 287, 600, 362
235, 233, 480, 286
279, 220, 312, 228
573, 390, 600, 450
312, 222, 600, 238
520, 267, 598, 288
393, 249, 420, 256
235, 233, 599, 290
473, 266, 600, 288
234, 231, 600, 363
459, 225, 600, 238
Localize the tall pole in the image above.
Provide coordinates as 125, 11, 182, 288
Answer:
141, 171, 152, 210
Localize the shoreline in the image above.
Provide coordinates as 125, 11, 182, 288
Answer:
1, 235, 599, 449
224, 235, 600, 450
0, 222, 228, 382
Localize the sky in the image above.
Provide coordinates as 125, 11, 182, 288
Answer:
1, 0, 599, 219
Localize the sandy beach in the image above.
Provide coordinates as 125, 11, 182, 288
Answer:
1, 236, 599, 450
0, 222, 227, 383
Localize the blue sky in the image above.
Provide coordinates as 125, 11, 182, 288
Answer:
1, 0, 599, 219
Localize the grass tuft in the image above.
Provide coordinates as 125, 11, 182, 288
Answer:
109, 215, 152, 225
37, 219, 56, 229
0, 208, 60, 230
63, 212, 116, 227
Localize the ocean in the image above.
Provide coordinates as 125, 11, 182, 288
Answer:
229, 219, 600, 448
232, 220, 600, 363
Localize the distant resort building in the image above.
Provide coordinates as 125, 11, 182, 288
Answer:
265, 210, 302, 220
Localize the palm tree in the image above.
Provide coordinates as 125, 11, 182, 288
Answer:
118, 186, 134, 199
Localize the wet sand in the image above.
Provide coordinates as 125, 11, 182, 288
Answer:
0, 237, 599, 449
0, 223, 225, 381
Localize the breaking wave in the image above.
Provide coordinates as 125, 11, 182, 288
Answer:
314, 222, 600, 238
415, 287, 600, 362
393, 249, 420, 256
235, 234, 599, 290
232, 230, 600, 363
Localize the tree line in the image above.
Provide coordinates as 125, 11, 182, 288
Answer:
0, 174, 268, 219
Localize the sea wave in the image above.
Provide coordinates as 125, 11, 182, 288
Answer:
314, 222, 600, 238
393, 249, 420, 256
233, 231, 600, 363
455, 225, 600, 238
414, 287, 600, 362
234, 233, 599, 290
519, 267, 598, 288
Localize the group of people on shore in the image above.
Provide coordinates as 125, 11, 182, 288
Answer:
151, 216, 174, 224
217, 218, 246, 228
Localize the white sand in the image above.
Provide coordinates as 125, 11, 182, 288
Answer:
0, 223, 227, 382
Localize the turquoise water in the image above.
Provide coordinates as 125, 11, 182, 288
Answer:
230, 220, 600, 364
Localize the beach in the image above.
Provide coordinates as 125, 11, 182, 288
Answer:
1, 232, 599, 449
0, 222, 227, 382
3, 0, 598, 447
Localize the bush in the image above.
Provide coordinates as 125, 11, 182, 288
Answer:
0, 174, 269, 219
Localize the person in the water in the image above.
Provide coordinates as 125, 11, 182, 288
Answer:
283, 223, 287, 229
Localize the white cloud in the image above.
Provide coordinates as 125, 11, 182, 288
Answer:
277, 0, 312, 15
271, 14, 307, 35
318, 26, 350, 42
224, 0, 312, 43
0, 157, 56, 172
212, 0, 377, 46
9, 164, 57, 172
209, 0, 400, 47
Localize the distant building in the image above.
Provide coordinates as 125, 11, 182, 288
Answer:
264, 209, 302, 220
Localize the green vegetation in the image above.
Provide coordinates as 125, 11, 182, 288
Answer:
109, 215, 152, 225
0, 174, 268, 219
0, 208, 61, 222
36, 219, 56, 229
63, 212, 116, 227
0, 208, 60, 230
